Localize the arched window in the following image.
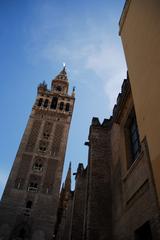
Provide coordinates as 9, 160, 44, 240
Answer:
28, 182, 38, 192
56, 86, 62, 91
15, 178, 24, 189
39, 146, 46, 151
26, 200, 32, 209
43, 99, 49, 108
59, 102, 64, 110
33, 161, 43, 172
37, 98, 43, 107
43, 129, 50, 139
65, 103, 70, 112
51, 97, 58, 109
39, 141, 47, 152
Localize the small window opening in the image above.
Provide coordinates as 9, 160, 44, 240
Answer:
26, 200, 32, 209
28, 182, 38, 192
51, 97, 58, 109
39, 141, 47, 152
37, 98, 43, 107
39, 146, 46, 151
15, 178, 23, 189
59, 102, 64, 110
65, 103, 70, 112
33, 161, 43, 172
43, 131, 50, 139
43, 99, 49, 108
56, 86, 62, 91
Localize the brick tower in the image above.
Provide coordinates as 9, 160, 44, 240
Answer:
0, 67, 75, 240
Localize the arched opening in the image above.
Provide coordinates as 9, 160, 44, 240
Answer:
51, 97, 58, 109
26, 200, 32, 209
43, 99, 49, 108
39, 141, 47, 152
33, 160, 43, 172
59, 102, 64, 110
56, 86, 62, 91
28, 182, 38, 192
39, 146, 46, 151
37, 98, 43, 107
65, 103, 70, 112
43, 130, 50, 139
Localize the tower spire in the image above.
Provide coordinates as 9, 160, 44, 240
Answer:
65, 162, 71, 191
51, 66, 69, 93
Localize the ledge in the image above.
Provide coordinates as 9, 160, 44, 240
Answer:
122, 150, 144, 182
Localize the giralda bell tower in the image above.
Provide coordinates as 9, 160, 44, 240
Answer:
0, 67, 75, 240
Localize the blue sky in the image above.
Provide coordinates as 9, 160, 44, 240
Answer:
0, 0, 126, 196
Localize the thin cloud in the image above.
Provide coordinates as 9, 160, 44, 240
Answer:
39, 34, 126, 111
86, 40, 126, 109
25, 2, 127, 112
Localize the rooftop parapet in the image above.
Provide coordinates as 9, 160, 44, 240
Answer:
91, 117, 112, 128
92, 117, 101, 126
37, 81, 48, 94
73, 163, 87, 179
112, 73, 131, 123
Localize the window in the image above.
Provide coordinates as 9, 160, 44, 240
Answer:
26, 200, 32, 209
39, 146, 46, 151
51, 97, 58, 109
33, 162, 43, 172
125, 109, 141, 168
28, 182, 38, 192
43, 131, 50, 139
135, 221, 152, 240
130, 117, 140, 159
43, 99, 49, 108
37, 98, 43, 107
65, 103, 70, 112
15, 178, 24, 189
56, 86, 62, 91
59, 102, 64, 110
39, 141, 48, 152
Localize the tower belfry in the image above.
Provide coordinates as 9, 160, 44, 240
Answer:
0, 68, 75, 240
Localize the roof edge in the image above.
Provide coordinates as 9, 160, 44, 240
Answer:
119, 0, 131, 35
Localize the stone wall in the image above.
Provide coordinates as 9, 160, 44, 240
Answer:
85, 118, 112, 240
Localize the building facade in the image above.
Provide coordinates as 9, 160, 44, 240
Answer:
55, 76, 160, 240
0, 67, 75, 240
119, 0, 160, 204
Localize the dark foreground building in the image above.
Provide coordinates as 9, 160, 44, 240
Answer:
55, 76, 160, 240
